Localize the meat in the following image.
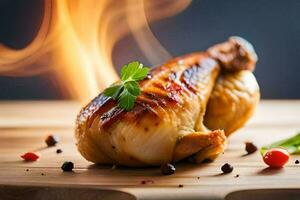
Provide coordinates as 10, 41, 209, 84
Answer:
75, 37, 260, 166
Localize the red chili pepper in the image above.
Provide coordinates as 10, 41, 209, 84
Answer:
21, 152, 40, 161
263, 148, 290, 168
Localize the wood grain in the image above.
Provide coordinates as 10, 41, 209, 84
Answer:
0, 100, 300, 200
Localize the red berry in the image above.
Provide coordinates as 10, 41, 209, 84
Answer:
21, 152, 40, 161
263, 148, 290, 168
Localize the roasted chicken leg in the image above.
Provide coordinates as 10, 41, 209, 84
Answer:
76, 37, 260, 166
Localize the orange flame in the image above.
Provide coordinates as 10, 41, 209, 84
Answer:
0, 0, 191, 104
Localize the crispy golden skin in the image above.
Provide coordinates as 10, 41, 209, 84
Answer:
204, 71, 260, 136
75, 37, 259, 166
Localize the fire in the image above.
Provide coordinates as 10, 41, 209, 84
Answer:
0, 0, 191, 104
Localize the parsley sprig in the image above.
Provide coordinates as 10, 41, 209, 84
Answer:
260, 132, 300, 155
104, 61, 150, 111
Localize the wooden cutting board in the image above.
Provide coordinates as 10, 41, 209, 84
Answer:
0, 100, 300, 200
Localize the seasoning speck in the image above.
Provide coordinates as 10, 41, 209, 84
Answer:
160, 163, 176, 175
45, 135, 60, 147
111, 165, 117, 170
41, 173, 45, 176
61, 161, 74, 172
234, 174, 239, 178
178, 184, 183, 188
56, 149, 63, 154
26, 169, 29, 172
295, 160, 299, 164
221, 163, 233, 174
245, 142, 257, 154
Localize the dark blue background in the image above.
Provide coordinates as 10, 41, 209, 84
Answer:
1, 0, 300, 99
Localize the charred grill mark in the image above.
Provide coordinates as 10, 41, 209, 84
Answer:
76, 94, 117, 128
180, 65, 201, 93
152, 82, 165, 90
102, 91, 179, 128
139, 92, 168, 108
142, 92, 180, 107
140, 62, 177, 85
166, 82, 182, 92
132, 101, 159, 117
180, 57, 218, 93
100, 101, 160, 130
100, 107, 125, 128
169, 71, 177, 81
159, 70, 177, 83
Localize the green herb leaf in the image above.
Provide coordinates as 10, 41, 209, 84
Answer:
121, 61, 149, 81
124, 81, 140, 96
118, 89, 136, 111
260, 132, 300, 155
103, 84, 123, 100
103, 61, 149, 111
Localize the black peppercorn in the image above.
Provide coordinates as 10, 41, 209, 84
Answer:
61, 161, 74, 172
45, 135, 59, 147
56, 149, 63, 154
160, 163, 176, 175
221, 163, 233, 174
295, 160, 299, 164
245, 142, 257, 154
178, 184, 183, 188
